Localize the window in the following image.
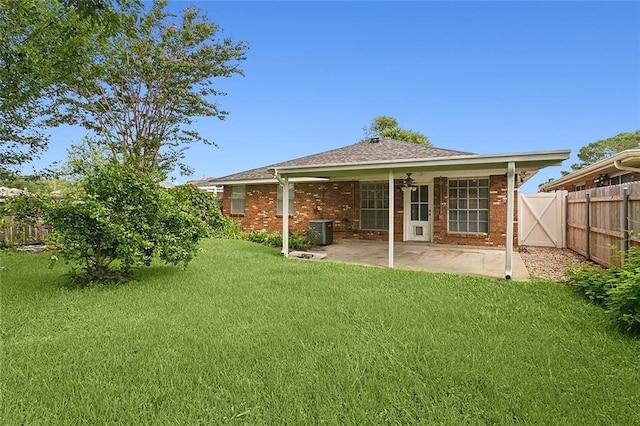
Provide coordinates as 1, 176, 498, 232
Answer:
448, 178, 489, 234
609, 173, 633, 186
360, 182, 389, 230
410, 185, 429, 222
231, 185, 245, 214
277, 184, 295, 215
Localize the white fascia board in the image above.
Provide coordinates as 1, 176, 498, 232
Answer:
272, 150, 570, 178
540, 149, 640, 191
204, 177, 330, 186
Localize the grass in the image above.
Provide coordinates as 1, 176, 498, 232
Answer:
1, 239, 639, 424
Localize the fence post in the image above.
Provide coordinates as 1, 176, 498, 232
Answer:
622, 187, 629, 264
585, 192, 590, 260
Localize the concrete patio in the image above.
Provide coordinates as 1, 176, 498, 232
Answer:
308, 240, 530, 281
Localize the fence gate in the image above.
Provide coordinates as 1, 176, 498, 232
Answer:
518, 191, 566, 247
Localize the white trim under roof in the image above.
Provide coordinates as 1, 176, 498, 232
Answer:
204, 177, 330, 186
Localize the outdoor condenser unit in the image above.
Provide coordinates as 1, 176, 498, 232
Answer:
308, 219, 334, 246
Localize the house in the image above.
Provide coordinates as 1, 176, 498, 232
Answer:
186, 178, 224, 199
201, 138, 570, 278
540, 149, 640, 192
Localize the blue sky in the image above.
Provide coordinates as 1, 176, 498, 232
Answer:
36, 1, 640, 192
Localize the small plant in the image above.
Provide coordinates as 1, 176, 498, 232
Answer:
241, 230, 311, 251
566, 263, 611, 306
567, 246, 640, 333
607, 247, 640, 332
0, 238, 10, 250
289, 232, 310, 250
243, 230, 271, 245
211, 216, 242, 239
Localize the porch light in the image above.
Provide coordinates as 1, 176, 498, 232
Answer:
403, 173, 417, 191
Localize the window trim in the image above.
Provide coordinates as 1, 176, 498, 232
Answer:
360, 181, 389, 231
447, 177, 489, 235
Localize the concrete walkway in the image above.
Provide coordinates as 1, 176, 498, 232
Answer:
310, 240, 530, 281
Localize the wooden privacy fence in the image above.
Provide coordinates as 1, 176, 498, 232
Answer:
0, 217, 51, 246
567, 181, 640, 267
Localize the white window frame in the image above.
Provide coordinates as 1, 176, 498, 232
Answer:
277, 183, 295, 215
231, 185, 245, 214
360, 181, 389, 230
609, 172, 633, 186
448, 177, 489, 234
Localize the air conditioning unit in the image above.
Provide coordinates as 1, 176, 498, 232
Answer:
308, 219, 333, 245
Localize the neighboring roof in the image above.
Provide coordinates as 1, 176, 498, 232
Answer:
0, 186, 24, 200
158, 181, 176, 189
540, 149, 640, 191
204, 138, 570, 185
187, 177, 218, 186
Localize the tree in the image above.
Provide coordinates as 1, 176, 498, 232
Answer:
570, 130, 640, 171
60, 0, 248, 178
0, 0, 122, 178
363, 115, 431, 146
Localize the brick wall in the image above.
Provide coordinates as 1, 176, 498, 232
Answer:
222, 176, 518, 247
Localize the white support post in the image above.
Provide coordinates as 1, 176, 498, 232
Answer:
505, 161, 515, 279
388, 170, 394, 268
282, 176, 289, 257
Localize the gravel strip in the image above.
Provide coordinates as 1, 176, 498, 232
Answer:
519, 246, 598, 282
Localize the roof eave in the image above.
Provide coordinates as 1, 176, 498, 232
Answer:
200, 177, 331, 186
270, 150, 570, 178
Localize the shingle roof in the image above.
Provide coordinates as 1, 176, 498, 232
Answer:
212, 139, 473, 182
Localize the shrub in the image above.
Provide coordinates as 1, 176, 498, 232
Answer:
288, 231, 310, 250
566, 264, 612, 306
7, 162, 205, 285
241, 230, 310, 251
567, 246, 640, 333
211, 216, 242, 239
169, 185, 225, 237
607, 247, 640, 332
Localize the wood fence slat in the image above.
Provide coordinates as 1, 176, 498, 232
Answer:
0, 217, 51, 246
566, 181, 640, 267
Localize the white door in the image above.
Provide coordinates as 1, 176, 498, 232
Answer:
404, 185, 431, 242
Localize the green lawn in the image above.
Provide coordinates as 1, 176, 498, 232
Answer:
2, 239, 639, 424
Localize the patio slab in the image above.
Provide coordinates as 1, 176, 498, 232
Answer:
310, 240, 530, 281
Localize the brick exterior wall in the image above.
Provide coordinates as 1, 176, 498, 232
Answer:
432, 176, 518, 247
222, 175, 518, 247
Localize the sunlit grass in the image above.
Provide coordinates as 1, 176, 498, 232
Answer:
2, 239, 639, 424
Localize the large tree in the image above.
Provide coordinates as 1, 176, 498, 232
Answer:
363, 115, 431, 146
60, 0, 248, 178
0, 0, 120, 178
570, 130, 640, 171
